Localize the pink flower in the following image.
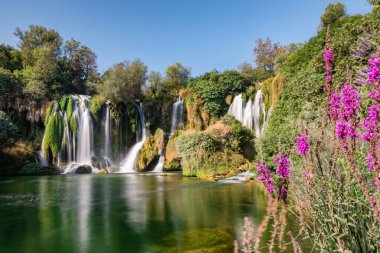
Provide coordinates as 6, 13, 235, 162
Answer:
330, 92, 340, 120
256, 160, 274, 194
297, 134, 309, 155
274, 155, 290, 179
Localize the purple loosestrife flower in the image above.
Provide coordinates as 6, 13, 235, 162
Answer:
323, 48, 334, 63
274, 154, 290, 200
368, 53, 380, 84
341, 85, 360, 119
334, 84, 360, 141
274, 155, 290, 179
330, 92, 341, 121
363, 104, 380, 142
297, 134, 309, 155
256, 160, 274, 194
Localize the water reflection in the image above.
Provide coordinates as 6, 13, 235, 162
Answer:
0, 174, 305, 253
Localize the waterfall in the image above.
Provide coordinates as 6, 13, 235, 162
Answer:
152, 97, 184, 173
103, 103, 111, 159
38, 134, 49, 167
76, 96, 93, 164
119, 103, 147, 173
228, 91, 267, 138
170, 97, 184, 136
61, 113, 72, 164
152, 154, 165, 173
227, 94, 244, 123
243, 100, 253, 130
252, 90, 265, 138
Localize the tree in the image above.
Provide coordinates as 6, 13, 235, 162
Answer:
63, 39, 97, 93
367, 0, 380, 6
0, 44, 22, 71
14, 25, 62, 66
146, 71, 163, 95
91, 60, 147, 104
253, 38, 286, 71
320, 2, 346, 27
238, 63, 273, 84
164, 62, 191, 90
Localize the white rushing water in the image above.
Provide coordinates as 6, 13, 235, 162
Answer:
170, 97, 184, 136
76, 96, 93, 164
119, 103, 147, 173
153, 97, 184, 172
228, 90, 267, 138
103, 102, 111, 159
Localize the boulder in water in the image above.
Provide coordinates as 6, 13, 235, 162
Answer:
75, 165, 92, 174
91, 156, 111, 170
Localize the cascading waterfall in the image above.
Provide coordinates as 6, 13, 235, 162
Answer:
170, 97, 184, 136
228, 90, 267, 138
103, 102, 111, 159
61, 113, 72, 164
119, 103, 147, 173
227, 94, 244, 123
76, 95, 93, 164
153, 97, 184, 173
252, 90, 266, 138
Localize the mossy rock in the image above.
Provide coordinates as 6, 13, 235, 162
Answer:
90, 95, 106, 117
42, 112, 64, 158
136, 128, 166, 171
66, 95, 75, 119
19, 163, 59, 176
164, 130, 182, 171
75, 165, 92, 174
148, 228, 234, 253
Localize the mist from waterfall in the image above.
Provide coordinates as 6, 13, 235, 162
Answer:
119, 103, 147, 173
228, 91, 267, 138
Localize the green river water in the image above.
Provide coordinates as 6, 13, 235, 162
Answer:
0, 173, 308, 252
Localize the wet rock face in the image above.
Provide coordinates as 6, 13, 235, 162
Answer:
75, 165, 92, 174
136, 128, 166, 172
91, 156, 111, 170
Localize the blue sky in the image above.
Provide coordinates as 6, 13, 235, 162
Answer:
0, 0, 372, 76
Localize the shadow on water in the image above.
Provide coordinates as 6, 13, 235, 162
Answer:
0, 174, 310, 253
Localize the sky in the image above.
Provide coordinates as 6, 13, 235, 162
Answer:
0, 0, 373, 76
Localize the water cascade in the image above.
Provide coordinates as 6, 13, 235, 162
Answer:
169, 97, 184, 136
153, 97, 185, 172
103, 102, 111, 159
119, 103, 147, 173
228, 91, 267, 138
76, 95, 94, 164
60, 113, 72, 164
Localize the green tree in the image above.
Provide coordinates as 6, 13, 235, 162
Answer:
368, 0, 380, 6
14, 25, 62, 66
164, 62, 191, 90
253, 38, 286, 71
320, 2, 346, 27
91, 60, 147, 104
146, 71, 163, 95
238, 63, 273, 84
14, 26, 63, 101
0, 44, 22, 71
63, 39, 97, 93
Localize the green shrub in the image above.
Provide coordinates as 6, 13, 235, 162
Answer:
19, 163, 59, 176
